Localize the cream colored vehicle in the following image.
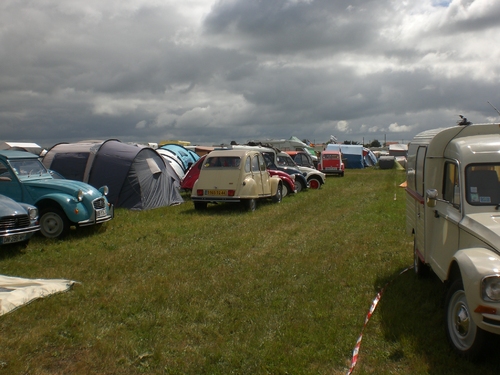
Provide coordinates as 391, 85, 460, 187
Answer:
191, 149, 282, 211
406, 122, 500, 359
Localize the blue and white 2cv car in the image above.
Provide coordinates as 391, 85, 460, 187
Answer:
191, 149, 283, 211
0, 150, 114, 238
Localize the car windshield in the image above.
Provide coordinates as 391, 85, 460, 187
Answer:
466, 164, 500, 205
276, 155, 297, 167
9, 159, 49, 178
204, 156, 241, 168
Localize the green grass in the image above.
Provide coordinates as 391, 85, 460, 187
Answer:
1, 169, 499, 374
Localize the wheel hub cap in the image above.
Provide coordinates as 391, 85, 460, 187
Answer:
454, 303, 470, 337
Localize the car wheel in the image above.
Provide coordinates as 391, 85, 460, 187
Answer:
40, 207, 70, 238
445, 278, 486, 360
295, 179, 303, 193
282, 183, 289, 198
194, 202, 207, 210
413, 238, 429, 278
308, 177, 321, 189
272, 184, 282, 203
244, 198, 256, 212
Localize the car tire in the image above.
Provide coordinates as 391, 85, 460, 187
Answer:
194, 202, 207, 210
244, 198, 256, 212
308, 177, 321, 189
445, 278, 486, 360
40, 207, 70, 238
413, 238, 429, 278
282, 183, 290, 198
272, 184, 282, 203
295, 179, 303, 193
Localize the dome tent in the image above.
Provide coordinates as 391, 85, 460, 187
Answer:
42, 140, 183, 210
158, 144, 199, 172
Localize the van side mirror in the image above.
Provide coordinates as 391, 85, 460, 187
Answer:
426, 189, 438, 207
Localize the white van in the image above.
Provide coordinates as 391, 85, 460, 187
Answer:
406, 122, 500, 359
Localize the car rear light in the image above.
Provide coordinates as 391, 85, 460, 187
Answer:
228, 190, 235, 196
197, 189, 204, 196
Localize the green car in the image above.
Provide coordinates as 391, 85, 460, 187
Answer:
0, 150, 114, 238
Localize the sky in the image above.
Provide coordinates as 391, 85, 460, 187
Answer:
1, 0, 500, 148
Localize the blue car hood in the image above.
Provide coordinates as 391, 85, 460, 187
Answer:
22, 178, 104, 200
0, 195, 27, 214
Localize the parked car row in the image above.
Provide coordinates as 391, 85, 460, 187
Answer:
183, 145, 327, 211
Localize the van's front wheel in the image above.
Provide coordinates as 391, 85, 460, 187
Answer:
445, 278, 486, 360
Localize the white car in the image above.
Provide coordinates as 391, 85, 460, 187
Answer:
276, 152, 326, 189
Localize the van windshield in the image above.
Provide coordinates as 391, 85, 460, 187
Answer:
466, 164, 500, 205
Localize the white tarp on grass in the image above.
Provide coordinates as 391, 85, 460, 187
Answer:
0, 275, 76, 316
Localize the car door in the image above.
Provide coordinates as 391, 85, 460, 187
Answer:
258, 153, 271, 196
426, 160, 460, 280
251, 154, 264, 196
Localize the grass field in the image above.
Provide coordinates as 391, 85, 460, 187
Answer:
1, 168, 500, 374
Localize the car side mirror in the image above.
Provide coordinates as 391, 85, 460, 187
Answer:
426, 188, 438, 207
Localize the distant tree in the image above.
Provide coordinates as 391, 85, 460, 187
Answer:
343, 140, 360, 145
369, 139, 381, 147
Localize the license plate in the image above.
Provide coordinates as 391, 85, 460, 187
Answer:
96, 209, 107, 218
325, 167, 338, 170
206, 189, 227, 196
2, 233, 27, 244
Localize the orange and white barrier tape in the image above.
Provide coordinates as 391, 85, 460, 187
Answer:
346, 266, 412, 375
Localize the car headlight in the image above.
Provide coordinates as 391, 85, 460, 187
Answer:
482, 276, 500, 302
99, 186, 109, 196
77, 189, 84, 202
28, 207, 38, 220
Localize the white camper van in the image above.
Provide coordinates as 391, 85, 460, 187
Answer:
406, 122, 500, 358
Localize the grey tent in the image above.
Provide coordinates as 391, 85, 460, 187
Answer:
42, 140, 183, 210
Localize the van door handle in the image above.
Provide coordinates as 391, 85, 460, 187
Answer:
434, 210, 440, 218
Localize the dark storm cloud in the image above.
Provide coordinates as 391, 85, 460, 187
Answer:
0, 0, 499, 147
204, 0, 385, 54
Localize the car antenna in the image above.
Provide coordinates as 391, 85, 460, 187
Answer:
487, 101, 500, 117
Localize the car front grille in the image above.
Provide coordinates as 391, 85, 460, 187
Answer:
0, 215, 30, 230
93, 198, 106, 210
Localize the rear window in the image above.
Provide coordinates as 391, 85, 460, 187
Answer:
323, 154, 339, 160
204, 156, 241, 168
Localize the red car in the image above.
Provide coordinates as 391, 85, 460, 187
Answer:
268, 169, 296, 197
180, 154, 206, 191
318, 150, 344, 176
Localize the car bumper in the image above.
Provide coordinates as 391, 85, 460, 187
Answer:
192, 197, 242, 203
0, 225, 40, 244
77, 204, 114, 227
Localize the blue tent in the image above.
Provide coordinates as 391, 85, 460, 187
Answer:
325, 144, 364, 169
158, 144, 199, 172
